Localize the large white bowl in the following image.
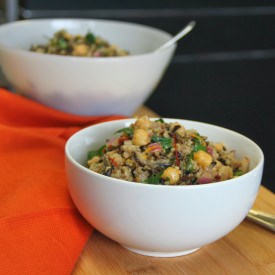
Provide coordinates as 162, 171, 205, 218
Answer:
0, 19, 176, 116
65, 118, 264, 257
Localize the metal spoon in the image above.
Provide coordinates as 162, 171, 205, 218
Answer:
247, 209, 275, 232
155, 21, 196, 52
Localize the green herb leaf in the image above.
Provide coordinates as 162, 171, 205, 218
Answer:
87, 145, 106, 160
155, 118, 165, 123
85, 32, 96, 44
57, 38, 68, 49
185, 154, 194, 173
193, 138, 206, 152
115, 127, 134, 137
234, 170, 243, 176
151, 136, 172, 150
144, 173, 162, 184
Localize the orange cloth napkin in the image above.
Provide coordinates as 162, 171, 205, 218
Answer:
0, 89, 125, 274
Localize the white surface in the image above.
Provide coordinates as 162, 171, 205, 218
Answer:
0, 19, 176, 115
65, 118, 264, 257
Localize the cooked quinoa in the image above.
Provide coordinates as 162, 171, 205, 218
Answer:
30, 29, 129, 57
87, 116, 250, 185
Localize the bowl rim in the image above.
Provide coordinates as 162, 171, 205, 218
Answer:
0, 18, 176, 60
65, 117, 264, 190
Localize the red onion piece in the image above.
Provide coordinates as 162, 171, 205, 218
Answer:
197, 176, 213, 184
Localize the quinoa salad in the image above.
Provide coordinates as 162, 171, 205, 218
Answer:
30, 29, 129, 57
87, 116, 250, 185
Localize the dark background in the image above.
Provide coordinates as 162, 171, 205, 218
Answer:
5, 1, 275, 192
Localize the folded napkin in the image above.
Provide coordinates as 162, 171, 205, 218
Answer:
0, 89, 125, 274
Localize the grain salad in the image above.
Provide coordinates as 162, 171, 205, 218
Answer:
87, 116, 250, 185
30, 29, 129, 57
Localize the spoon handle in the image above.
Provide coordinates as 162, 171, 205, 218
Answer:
247, 209, 275, 232
156, 21, 196, 52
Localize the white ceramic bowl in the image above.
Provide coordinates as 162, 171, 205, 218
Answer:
65, 118, 264, 257
0, 19, 176, 116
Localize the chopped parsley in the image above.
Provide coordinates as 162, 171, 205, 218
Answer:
151, 136, 172, 150
144, 172, 162, 184
57, 38, 68, 49
87, 145, 106, 160
155, 118, 165, 123
115, 127, 134, 137
85, 32, 96, 44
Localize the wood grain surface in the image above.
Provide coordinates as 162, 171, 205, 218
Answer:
72, 106, 275, 275
72, 186, 275, 275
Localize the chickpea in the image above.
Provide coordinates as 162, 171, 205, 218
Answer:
134, 115, 152, 130
176, 126, 186, 137
63, 32, 73, 40
161, 167, 181, 185
132, 129, 150, 146
240, 157, 250, 173
35, 47, 46, 53
213, 143, 225, 152
167, 122, 186, 137
218, 166, 233, 180
73, 44, 89, 56
193, 150, 212, 168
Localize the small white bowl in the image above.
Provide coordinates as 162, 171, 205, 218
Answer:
0, 19, 175, 116
65, 118, 264, 257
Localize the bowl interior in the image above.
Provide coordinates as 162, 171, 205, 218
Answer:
66, 118, 264, 179
0, 19, 173, 55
